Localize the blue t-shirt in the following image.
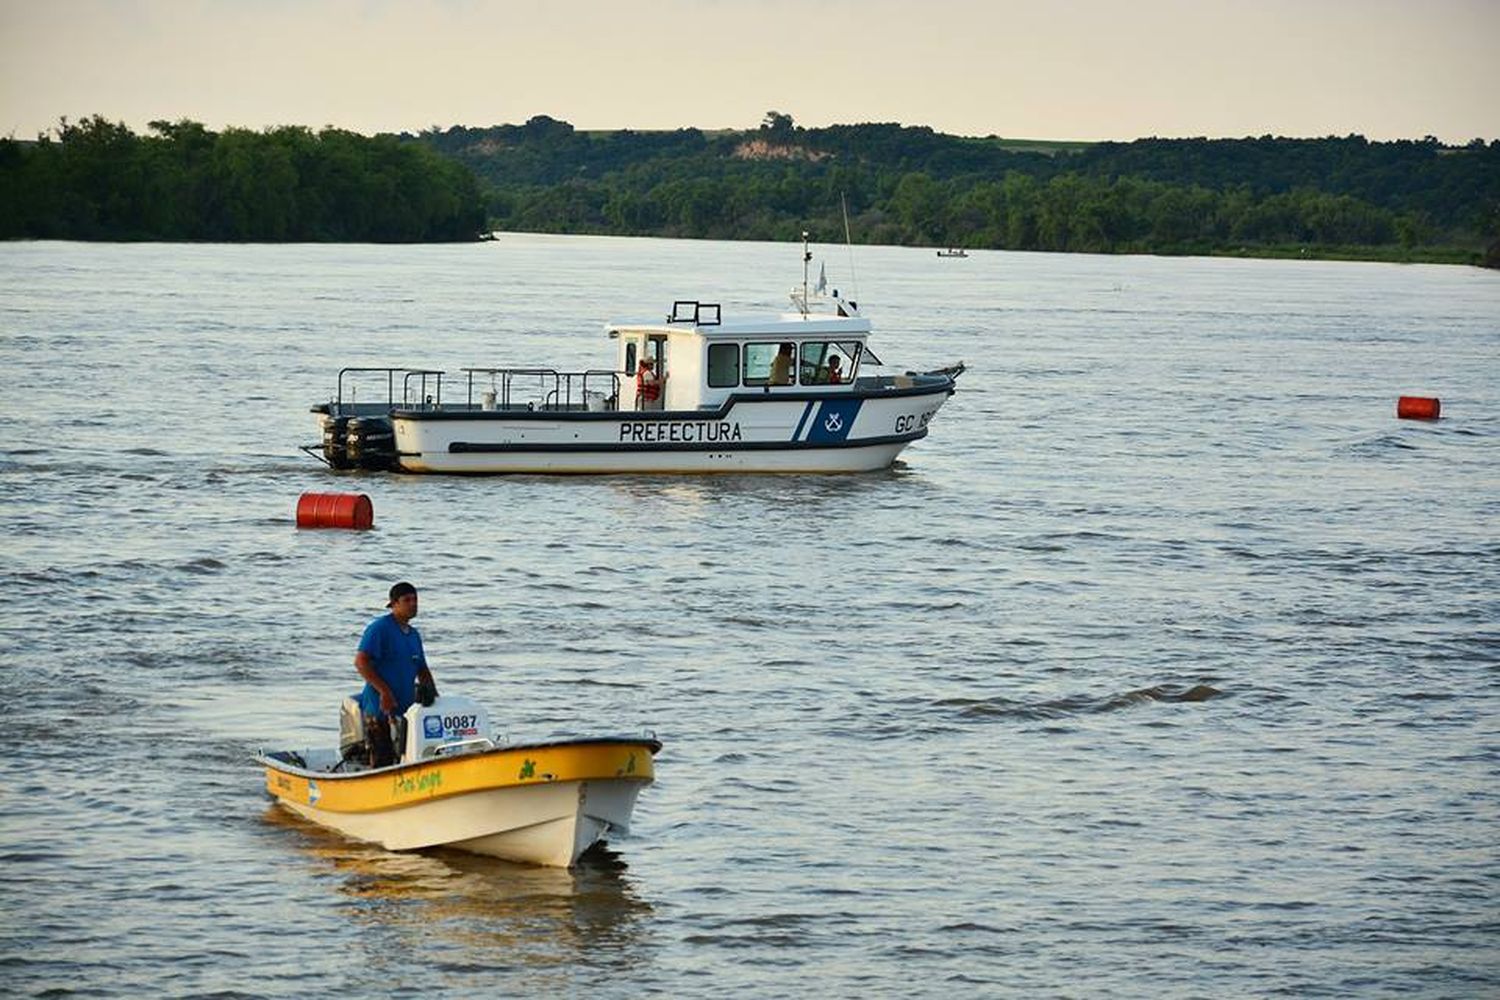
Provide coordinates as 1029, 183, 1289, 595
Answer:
357, 613, 427, 719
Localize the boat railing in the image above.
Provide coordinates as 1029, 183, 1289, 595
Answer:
429, 737, 497, 758
463, 367, 621, 412
852, 364, 965, 391
330, 367, 447, 415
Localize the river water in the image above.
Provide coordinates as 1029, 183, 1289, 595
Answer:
1, 236, 1496, 997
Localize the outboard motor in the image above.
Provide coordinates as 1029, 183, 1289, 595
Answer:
321, 415, 353, 470
346, 416, 396, 471
338, 695, 368, 764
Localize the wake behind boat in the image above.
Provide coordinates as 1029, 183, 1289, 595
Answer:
307, 241, 963, 474
258, 693, 659, 868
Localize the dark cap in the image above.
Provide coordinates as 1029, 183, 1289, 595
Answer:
387, 581, 418, 607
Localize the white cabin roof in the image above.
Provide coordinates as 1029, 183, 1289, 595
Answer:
608, 312, 872, 341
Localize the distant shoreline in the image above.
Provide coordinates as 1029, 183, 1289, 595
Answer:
1, 231, 1490, 269
486, 229, 1493, 268
5, 116, 1495, 268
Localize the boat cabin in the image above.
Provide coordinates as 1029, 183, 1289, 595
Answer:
611, 299, 873, 412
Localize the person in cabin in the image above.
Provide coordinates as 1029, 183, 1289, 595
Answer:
355, 582, 438, 767
826, 355, 843, 385
636, 356, 664, 409
770, 342, 795, 385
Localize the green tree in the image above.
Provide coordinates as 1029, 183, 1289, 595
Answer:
761, 111, 795, 135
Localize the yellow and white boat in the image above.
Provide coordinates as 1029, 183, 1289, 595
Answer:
257, 695, 660, 868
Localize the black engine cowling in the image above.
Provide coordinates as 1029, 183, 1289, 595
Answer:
321, 415, 353, 470
346, 416, 396, 471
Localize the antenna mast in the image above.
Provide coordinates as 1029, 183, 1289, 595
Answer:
841, 193, 859, 303
801, 230, 811, 316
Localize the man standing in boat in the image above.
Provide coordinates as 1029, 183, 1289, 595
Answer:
355, 581, 438, 766
770, 342, 795, 385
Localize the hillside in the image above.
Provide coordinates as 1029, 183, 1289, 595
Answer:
417, 115, 1500, 264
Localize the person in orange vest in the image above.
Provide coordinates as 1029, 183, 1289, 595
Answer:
826, 355, 843, 384
636, 356, 664, 409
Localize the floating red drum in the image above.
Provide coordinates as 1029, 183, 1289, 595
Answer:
296, 492, 374, 530
1396, 396, 1441, 420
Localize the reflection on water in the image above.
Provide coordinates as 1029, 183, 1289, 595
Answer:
604, 466, 907, 506
261, 807, 655, 980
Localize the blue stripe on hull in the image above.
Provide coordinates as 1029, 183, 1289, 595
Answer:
791, 401, 816, 441
445, 429, 926, 454
805, 399, 864, 443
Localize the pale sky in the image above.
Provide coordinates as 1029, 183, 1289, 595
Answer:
2, 0, 1496, 143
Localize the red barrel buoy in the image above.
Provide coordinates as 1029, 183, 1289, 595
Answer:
1396, 396, 1441, 420
296, 492, 373, 530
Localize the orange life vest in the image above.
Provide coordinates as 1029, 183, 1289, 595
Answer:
636, 367, 660, 401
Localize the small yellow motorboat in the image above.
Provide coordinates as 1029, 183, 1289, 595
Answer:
257, 694, 660, 868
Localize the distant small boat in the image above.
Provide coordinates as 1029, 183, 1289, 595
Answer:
936, 248, 969, 258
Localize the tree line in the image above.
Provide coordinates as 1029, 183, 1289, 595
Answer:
3, 113, 1496, 265
424, 115, 1500, 264
0, 116, 486, 242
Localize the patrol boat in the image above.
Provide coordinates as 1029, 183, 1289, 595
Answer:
257, 693, 660, 868
309, 244, 963, 474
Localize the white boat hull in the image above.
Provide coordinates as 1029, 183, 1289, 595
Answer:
391, 386, 953, 474
400, 439, 913, 474
278, 777, 644, 868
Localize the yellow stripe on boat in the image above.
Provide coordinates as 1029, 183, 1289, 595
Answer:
261, 740, 655, 814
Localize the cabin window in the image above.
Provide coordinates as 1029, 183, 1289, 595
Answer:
744, 341, 798, 386
624, 342, 638, 374
799, 341, 862, 384
707, 343, 739, 387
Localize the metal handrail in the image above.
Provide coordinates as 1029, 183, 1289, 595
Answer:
462, 367, 621, 411
402, 371, 445, 409
334, 367, 445, 409
429, 737, 496, 758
